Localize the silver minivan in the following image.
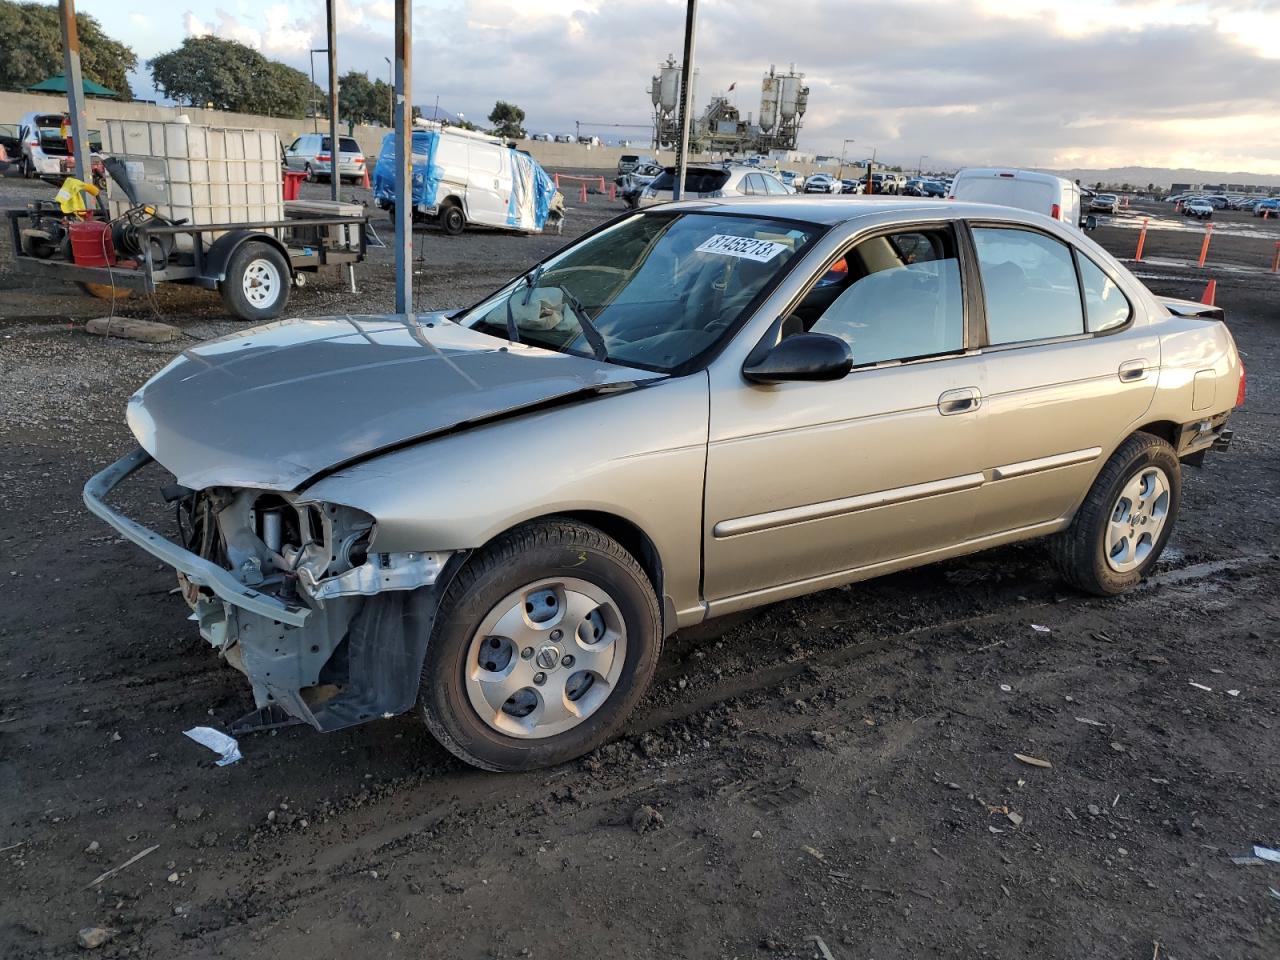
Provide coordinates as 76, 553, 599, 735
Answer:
283, 134, 366, 183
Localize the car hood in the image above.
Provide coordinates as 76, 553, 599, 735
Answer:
128, 313, 664, 491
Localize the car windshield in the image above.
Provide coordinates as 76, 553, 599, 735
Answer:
462, 211, 823, 373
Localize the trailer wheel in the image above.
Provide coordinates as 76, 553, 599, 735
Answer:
220, 242, 290, 322
440, 201, 465, 236
76, 282, 134, 302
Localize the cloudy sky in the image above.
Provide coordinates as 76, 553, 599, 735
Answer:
56, 0, 1280, 173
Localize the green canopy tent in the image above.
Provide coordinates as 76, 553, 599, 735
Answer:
26, 74, 119, 99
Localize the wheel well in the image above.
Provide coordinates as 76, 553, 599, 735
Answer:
440, 195, 462, 209
1133, 420, 1178, 447
554, 511, 663, 599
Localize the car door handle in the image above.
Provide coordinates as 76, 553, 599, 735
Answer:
1118, 359, 1148, 382
938, 387, 981, 416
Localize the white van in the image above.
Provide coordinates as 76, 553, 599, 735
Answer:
949, 168, 1084, 227
373, 124, 560, 235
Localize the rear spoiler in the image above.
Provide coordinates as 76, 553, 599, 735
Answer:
1161, 296, 1224, 323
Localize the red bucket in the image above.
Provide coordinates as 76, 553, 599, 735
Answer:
283, 170, 307, 201
67, 220, 116, 267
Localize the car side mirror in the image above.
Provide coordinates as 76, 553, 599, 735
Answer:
1081, 214, 1097, 231
743, 332, 853, 384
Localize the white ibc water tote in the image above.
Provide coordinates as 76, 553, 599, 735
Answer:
103, 120, 284, 249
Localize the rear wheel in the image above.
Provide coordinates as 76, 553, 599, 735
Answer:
1049, 433, 1181, 595
303, 163, 315, 183
219, 241, 290, 322
419, 519, 662, 771
439, 201, 465, 236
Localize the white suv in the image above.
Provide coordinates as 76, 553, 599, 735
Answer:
635, 165, 792, 207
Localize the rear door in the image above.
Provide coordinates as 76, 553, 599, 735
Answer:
965, 222, 1158, 536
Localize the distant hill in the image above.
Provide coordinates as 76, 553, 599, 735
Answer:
1036, 166, 1280, 190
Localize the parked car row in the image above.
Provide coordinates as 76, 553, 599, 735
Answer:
1164, 191, 1280, 215
7, 111, 107, 185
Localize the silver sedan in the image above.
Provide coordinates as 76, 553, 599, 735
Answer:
87, 197, 1243, 771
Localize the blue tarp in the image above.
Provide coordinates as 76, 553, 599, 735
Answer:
373, 130, 557, 232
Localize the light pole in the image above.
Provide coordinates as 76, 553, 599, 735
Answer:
917, 154, 928, 176
673, 0, 698, 201
836, 138, 855, 181
309, 48, 327, 132
384, 56, 393, 126
393, 0, 412, 315
326, 0, 339, 201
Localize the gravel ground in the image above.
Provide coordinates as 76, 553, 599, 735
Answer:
2, 180, 1279, 960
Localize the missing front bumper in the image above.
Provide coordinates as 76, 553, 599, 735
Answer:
83, 447, 462, 733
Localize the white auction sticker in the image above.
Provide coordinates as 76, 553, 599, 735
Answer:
695, 234, 789, 262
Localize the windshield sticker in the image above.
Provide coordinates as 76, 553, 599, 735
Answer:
695, 234, 790, 262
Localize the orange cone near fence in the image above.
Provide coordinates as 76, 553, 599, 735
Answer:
1200, 279, 1217, 306
579, 183, 588, 202
362, 166, 371, 189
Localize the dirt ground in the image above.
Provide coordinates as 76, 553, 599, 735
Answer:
1, 179, 1279, 960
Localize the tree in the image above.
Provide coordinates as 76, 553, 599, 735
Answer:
338, 70, 392, 126
0, 0, 136, 98
487, 100, 526, 139
149, 36, 315, 118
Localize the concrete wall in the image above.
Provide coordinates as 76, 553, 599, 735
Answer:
0, 90, 860, 180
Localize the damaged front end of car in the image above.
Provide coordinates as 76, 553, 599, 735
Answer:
85, 447, 461, 734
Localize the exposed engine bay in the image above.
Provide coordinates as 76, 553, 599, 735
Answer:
161, 479, 455, 734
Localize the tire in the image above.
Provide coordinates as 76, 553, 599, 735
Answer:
419, 519, 662, 772
303, 163, 314, 183
76, 281, 134, 302
1049, 432, 1181, 596
439, 202, 465, 236
218, 241, 291, 322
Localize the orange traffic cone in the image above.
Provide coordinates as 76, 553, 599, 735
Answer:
1200, 279, 1216, 306
362, 166, 371, 189
579, 183, 588, 203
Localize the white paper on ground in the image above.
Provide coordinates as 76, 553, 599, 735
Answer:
183, 726, 242, 766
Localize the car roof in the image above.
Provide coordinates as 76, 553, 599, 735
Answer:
651, 195, 1053, 227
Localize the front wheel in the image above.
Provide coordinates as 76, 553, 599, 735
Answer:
1049, 432, 1181, 595
219, 241, 291, 322
419, 519, 662, 772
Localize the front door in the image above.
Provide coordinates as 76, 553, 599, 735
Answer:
466, 142, 511, 227
703, 225, 988, 610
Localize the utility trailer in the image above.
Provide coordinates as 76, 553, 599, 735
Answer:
4, 201, 368, 321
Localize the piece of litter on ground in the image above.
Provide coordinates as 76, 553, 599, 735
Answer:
1014, 753, 1053, 769
84, 843, 160, 889
1270, 888, 1280, 901
1231, 856, 1265, 866
1253, 845, 1280, 864
999, 684, 1012, 692
1007, 811, 1024, 827
183, 727, 241, 766
1188, 682, 1213, 692
1076, 717, 1105, 727
806, 934, 836, 960
802, 845, 825, 861
1227, 689, 1240, 697
1031, 624, 1052, 634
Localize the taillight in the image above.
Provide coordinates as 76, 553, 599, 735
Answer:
1236, 359, 1246, 407
1050, 203, 1061, 219
316, 153, 331, 162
